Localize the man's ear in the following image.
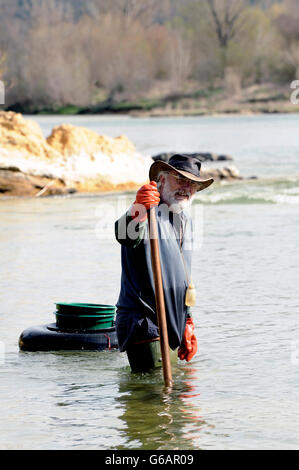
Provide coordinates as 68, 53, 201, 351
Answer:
158, 173, 166, 188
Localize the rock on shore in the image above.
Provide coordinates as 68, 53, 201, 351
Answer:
152, 151, 233, 162
0, 111, 152, 196
0, 111, 242, 197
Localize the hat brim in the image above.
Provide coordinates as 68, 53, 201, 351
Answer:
149, 160, 214, 192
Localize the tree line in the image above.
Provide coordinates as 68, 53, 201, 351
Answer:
0, 0, 298, 111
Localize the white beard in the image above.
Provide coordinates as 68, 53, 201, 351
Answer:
160, 177, 195, 213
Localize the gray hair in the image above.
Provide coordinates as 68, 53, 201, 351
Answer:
156, 170, 169, 190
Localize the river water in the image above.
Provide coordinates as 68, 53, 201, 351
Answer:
0, 114, 299, 450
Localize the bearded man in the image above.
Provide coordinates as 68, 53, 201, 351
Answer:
115, 154, 213, 372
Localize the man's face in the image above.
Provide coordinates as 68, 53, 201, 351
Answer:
159, 171, 197, 212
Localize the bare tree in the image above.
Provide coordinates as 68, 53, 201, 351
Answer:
89, 13, 157, 100
206, 0, 246, 46
90, 0, 166, 27
169, 31, 192, 90
204, 0, 248, 71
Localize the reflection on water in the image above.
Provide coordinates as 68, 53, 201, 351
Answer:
116, 364, 208, 450
15, 350, 210, 450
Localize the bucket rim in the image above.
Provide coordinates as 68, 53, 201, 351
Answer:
55, 302, 115, 309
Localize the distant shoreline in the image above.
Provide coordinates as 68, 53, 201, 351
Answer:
5, 83, 298, 118
9, 105, 299, 118
18, 108, 299, 119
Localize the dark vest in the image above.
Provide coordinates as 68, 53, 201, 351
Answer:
115, 204, 193, 351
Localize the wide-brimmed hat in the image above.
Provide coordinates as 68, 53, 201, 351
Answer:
149, 153, 214, 192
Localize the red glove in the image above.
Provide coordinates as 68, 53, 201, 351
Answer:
178, 318, 197, 362
131, 181, 160, 222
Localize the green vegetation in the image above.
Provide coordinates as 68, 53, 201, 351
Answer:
38, 105, 81, 115
83, 98, 165, 114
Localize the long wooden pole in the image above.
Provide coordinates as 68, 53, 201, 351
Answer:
148, 206, 173, 388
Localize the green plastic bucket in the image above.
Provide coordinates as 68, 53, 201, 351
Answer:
54, 303, 116, 331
